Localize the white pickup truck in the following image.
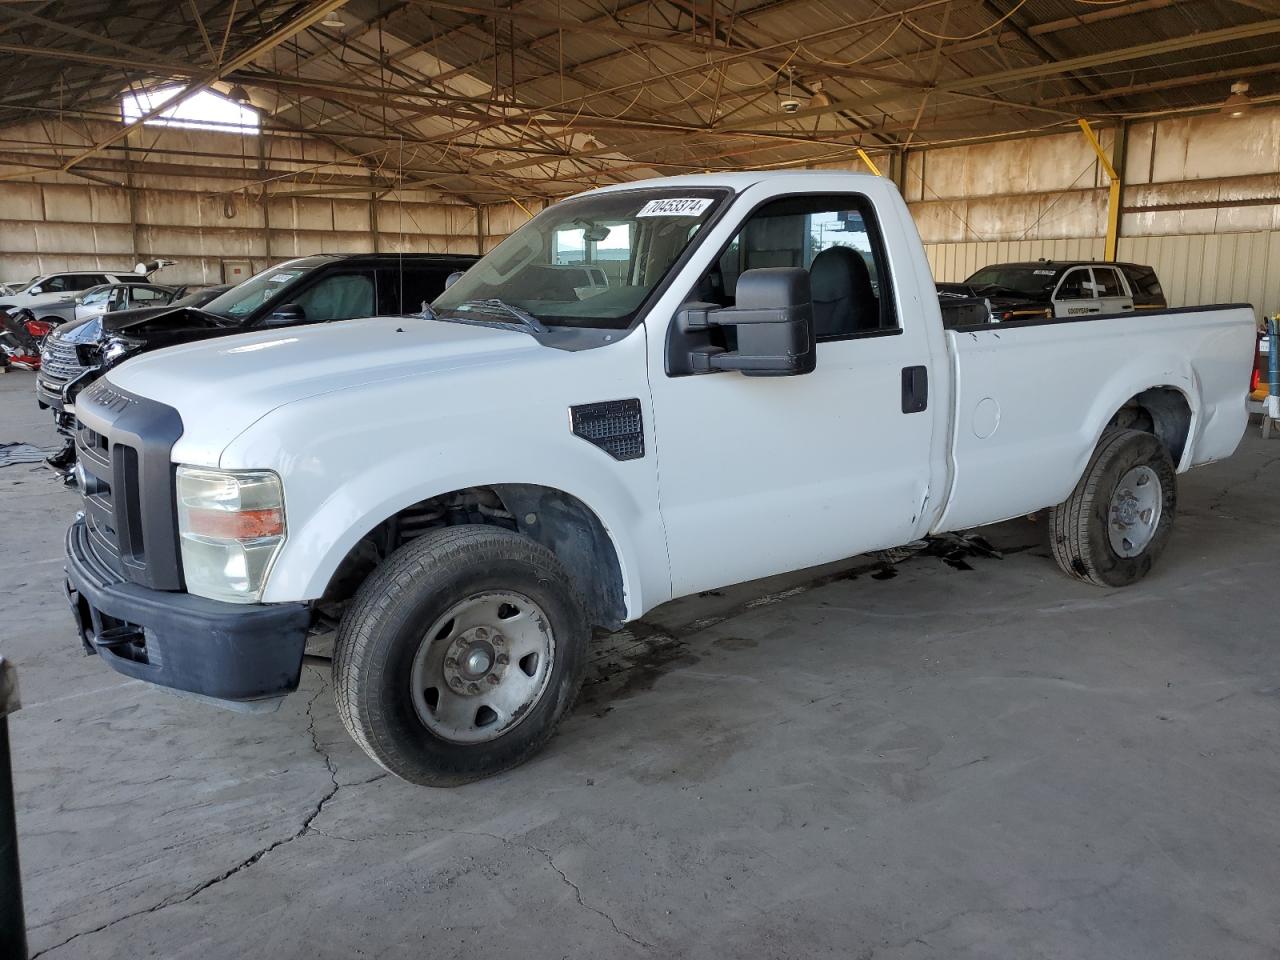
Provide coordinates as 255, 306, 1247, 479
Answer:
63, 171, 1255, 786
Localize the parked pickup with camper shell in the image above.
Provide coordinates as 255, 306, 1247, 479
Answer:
62, 171, 1255, 787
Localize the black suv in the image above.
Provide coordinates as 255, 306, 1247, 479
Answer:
38, 252, 478, 469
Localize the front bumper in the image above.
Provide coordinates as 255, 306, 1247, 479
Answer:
36, 374, 63, 411
64, 518, 312, 703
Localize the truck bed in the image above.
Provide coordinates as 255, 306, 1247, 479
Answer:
935, 304, 1256, 533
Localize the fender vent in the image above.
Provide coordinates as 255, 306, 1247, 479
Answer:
571, 399, 644, 461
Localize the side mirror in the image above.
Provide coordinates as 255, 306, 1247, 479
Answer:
667, 267, 815, 377
265, 302, 305, 324
443, 271, 465, 290
28, 286, 42, 295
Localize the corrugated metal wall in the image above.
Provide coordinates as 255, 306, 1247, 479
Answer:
0, 120, 481, 286
924, 237, 1107, 284
1119, 231, 1280, 318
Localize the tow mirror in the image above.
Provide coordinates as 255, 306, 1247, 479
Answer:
266, 302, 306, 324
667, 267, 816, 377
443, 271, 465, 290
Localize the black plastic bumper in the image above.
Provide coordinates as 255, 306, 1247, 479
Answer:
64, 519, 312, 703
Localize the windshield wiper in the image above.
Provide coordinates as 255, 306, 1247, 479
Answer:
454, 298, 547, 334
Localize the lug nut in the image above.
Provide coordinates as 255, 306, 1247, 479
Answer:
445, 657, 458, 667
496, 654, 509, 665
486, 675, 500, 685
475, 627, 488, 639
467, 682, 480, 694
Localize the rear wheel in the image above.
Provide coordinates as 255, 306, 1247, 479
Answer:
1049, 428, 1176, 587
333, 525, 590, 786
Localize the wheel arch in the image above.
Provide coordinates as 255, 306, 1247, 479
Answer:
313, 482, 629, 631
1106, 385, 1194, 468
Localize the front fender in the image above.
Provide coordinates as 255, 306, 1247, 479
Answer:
220, 367, 668, 620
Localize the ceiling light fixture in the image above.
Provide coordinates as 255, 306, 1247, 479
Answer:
226, 84, 251, 104
1221, 80, 1251, 118
320, 9, 345, 28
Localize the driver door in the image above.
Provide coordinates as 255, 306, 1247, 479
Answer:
648, 189, 938, 597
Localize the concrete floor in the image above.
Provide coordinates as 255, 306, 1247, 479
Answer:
4, 366, 1280, 960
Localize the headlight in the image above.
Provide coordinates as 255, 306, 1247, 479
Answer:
101, 336, 141, 365
176, 467, 286, 604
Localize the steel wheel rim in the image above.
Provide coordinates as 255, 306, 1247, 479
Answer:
1107, 465, 1162, 558
410, 590, 556, 744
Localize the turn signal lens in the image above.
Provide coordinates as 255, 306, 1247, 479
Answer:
183, 507, 284, 540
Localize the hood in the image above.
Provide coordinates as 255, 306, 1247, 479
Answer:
107, 315, 538, 464
103, 304, 234, 335
52, 315, 103, 344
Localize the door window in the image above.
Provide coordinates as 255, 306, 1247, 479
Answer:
693, 193, 897, 340
130, 286, 169, 303
41, 275, 73, 293
80, 287, 112, 306
292, 271, 376, 322
1093, 267, 1124, 298
1121, 265, 1163, 301
1056, 268, 1093, 300
377, 266, 459, 315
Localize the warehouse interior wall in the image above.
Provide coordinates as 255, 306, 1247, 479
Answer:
2, 107, 1278, 317
0, 118, 481, 286
907, 106, 1280, 318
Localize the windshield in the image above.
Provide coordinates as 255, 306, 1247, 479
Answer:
202, 265, 309, 318
964, 265, 1060, 298
433, 188, 728, 330
81, 287, 112, 305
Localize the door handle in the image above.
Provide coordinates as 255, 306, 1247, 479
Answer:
901, 365, 928, 414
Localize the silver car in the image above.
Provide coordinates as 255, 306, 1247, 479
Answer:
35, 282, 180, 325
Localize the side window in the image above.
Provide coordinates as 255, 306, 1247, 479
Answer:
553, 227, 587, 265
1123, 265, 1163, 299
42, 275, 71, 293
132, 286, 168, 303
85, 274, 111, 289
292, 271, 375, 322
1094, 267, 1124, 298
552, 222, 633, 287
692, 193, 897, 340
376, 266, 453, 315
1057, 268, 1092, 300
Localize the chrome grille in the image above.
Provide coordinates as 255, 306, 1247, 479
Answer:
40, 336, 86, 386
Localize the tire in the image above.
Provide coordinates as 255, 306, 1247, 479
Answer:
1048, 428, 1176, 587
333, 524, 590, 786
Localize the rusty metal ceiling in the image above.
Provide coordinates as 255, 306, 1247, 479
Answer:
1, 0, 1277, 202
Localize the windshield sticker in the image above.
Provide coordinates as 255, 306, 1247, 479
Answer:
636, 197, 713, 218
268, 273, 295, 283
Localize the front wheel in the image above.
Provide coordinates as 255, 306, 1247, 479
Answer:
1049, 428, 1177, 587
333, 525, 590, 786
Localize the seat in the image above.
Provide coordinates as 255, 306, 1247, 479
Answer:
809, 246, 879, 338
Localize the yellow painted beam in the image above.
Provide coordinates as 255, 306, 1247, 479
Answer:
856, 148, 883, 177
1078, 118, 1121, 261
